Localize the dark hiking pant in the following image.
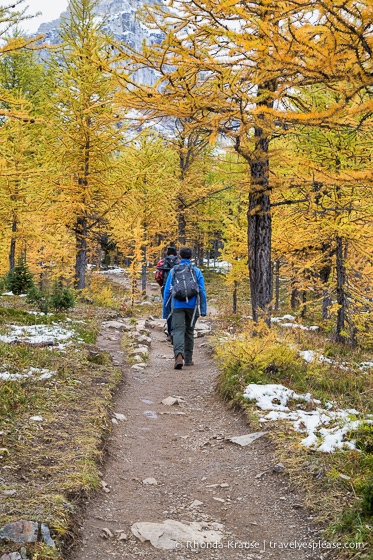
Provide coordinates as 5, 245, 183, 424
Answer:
172, 308, 198, 361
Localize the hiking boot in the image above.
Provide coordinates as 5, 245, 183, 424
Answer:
166, 333, 173, 343
174, 353, 184, 369
184, 361, 194, 366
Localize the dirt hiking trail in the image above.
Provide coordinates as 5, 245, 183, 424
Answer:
73, 317, 322, 560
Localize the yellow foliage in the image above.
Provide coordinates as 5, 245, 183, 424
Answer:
83, 274, 116, 307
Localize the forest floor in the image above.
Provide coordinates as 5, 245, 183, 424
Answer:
72, 312, 323, 560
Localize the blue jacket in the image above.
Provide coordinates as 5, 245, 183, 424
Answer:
162, 259, 207, 318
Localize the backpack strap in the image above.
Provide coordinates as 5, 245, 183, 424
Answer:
166, 268, 175, 320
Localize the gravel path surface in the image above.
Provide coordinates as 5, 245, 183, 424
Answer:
73, 318, 321, 560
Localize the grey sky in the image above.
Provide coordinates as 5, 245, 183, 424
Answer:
23, 0, 68, 33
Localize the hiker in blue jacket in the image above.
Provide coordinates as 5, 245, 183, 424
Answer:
162, 247, 207, 369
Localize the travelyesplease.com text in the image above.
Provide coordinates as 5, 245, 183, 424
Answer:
173, 539, 367, 551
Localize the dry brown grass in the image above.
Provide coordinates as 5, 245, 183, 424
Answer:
0, 299, 123, 559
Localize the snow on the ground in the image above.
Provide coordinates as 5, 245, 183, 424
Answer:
299, 350, 316, 363
203, 259, 230, 271
271, 315, 319, 331
243, 383, 371, 453
96, 267, 125, 274
26, 311, 53, 316
300, 350, 363, 372
0, 367, 56, 382
359, 362, 373, 371
1, 292, 27, 297
0, 323, 76, 348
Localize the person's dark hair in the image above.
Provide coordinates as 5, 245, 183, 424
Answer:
167, 246, 177, 256
179, 247, 192, 260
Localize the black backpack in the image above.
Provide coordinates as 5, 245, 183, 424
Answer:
171, 263, 199, 302
161, 255, 178, 285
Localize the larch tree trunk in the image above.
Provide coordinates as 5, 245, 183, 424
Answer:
274, 259, 280, 311
248, 129, 272, 325
9, 216, 17, 271
75, 130, 90, 290
75, 216, 87, 290
141, 236, 147, 296
233, 280, 238, 315
335, 236, 349, 343
320, 259, 332, 321
178, 208, 186, 246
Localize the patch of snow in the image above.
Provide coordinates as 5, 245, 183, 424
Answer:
203, 259, 230, 271
0, 372, 29, 381
360, 362, 373, 370
27, 311, 53, 316
0, 324, 76, 348
300, 350, 350, 371
271, 315, 318, 331
243, 383, 317, 412
96, 267, 125, 274
2, 292, 14, 296
30, 416, 43, 422
299, 350, 315, 363
0, 366, 56, 382
243, 383, 367, 453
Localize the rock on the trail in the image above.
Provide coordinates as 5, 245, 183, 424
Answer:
255, 471, 267, 479
131, 519, 224, 550
0, 553, 24, 560
132, 354, 145, 363
129, 346, 149, 356
41, 523, 55, 547
190, 500, 204, 508
142, 477, 158, 485
102, 320, 127, 331
145, 319, 166, 331
273, 462, 286, 473
161, 396, 182, 406
101, 528, 114, 539
229, 432, 267, 447
194, 322, 211, 338
131, 364, 147, 371
0, 520, 38, 543
136, 335, 152, 346
113, 413, 127, 422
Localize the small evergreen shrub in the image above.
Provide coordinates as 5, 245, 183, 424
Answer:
27, 282, 75, 313
50, 283, 75, 311
0, 275, 7, 291
7, 259, 35, 295
361, 478, 373, 516
27, 285, 50, 313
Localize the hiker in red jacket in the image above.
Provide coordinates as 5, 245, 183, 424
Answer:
155, 247, 178, 341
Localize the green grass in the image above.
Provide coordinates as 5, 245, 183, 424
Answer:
0, 306, 65, 326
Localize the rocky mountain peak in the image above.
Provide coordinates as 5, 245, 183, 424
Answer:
38, 0, 163, 50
